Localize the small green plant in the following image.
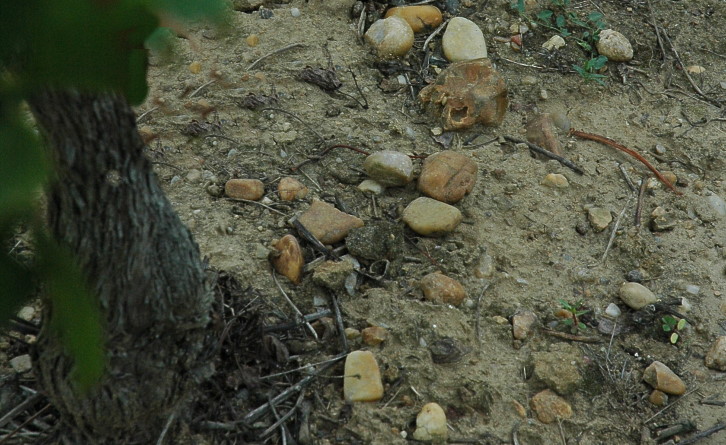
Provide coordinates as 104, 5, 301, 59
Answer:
661, 315, 688, 344
572, 55, 608, 85
559, 299, 590, 333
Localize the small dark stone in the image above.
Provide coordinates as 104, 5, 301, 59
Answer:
625, 269, 643, 283
346, 220, 404, 261
575, 222, 589, 235
429, 337, 469, 364
259, 8, 273, 19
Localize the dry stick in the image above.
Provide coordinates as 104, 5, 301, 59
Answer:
422, 18, 450, 52
541, 328, 602, 343
0, 404, 50, 445
643, 387, 699, 423
189, 79, 216, 98
635, 179, 647, 227
226, 198, 287, 216
155, 411, 176, 445
593, 198, 632, 267
136, 107, 158, 123
329, 291, 349, 353
0, 393, 43, 429
660, 29, 721, 108
503, 136, 585, 175
677, 423, 726, 445
247, 43, 305, 71
271, 271, 319, 340
569, 129, 682, 195
266, 394, 289, 445
618, 163, 637, 192
474, 282, 491, 344
260, 391, 306, 439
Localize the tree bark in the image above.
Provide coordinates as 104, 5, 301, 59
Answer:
28, 90, 212, 444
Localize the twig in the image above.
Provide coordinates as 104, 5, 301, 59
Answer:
541, 328, 601, 343
0, 393, 43, 429
189, 80, 216, 98
155, 411, 176, 445
136, 107, 158, 123
569, 129, 682, 195
643, 387, 699, 423
260, 391, 306, 439
503, 136, 585, 175
0, 404, 50, 445
677, 423, 726, 445
260, 354, 342, 380
266, 394, 289, 445
292, 219, 335, 259
593, 198, 631, 266
422, 18, 450, 52
635, 179, 647, 227
247, 43, 305, 71
347, 68, 369, 109
227, 198, 287, 216
618, 163, 637, 192
557, 418, 567, 445
329, 291, 349, 353
272, 271, 318, 340
263, 309, 333, 333
498, 57, 549, 70
474, 282, 491, 344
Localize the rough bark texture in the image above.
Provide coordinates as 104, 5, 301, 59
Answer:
28, 90, 213, 444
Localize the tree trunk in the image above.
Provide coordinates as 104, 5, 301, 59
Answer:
28, 90, 212, 444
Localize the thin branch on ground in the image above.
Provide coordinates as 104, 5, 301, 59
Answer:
247, 43, 305, 71
504, 136, 585, 175
272, 271, 319, 340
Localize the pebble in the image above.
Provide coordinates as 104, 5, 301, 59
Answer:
442, 17, 488, 62
17, 306, 35, 321
542, 35, 566, 51
619, 281, 657, 309
648, 390, 669, 406
605, 303, 621, 318
270, 235, 304, 284
587, 207, 612, 232
643, 361, 686, 395
186, 169, 202, 183
596, 29, 633, 62
705, 336, 726, 371
312, 259, 356, 291
533, 345, 583, 395
10, 354, 32, 373
419, 58, 508, 130
402, 197, 462, 236
246, 34, 260, 47
706, 193, 726, 218
345, 327, 361, 340
297, 200, 364, 244
625, 269, 644, 283
526, 113, 562, 155
290, 7, 301, 17
189, 61, 202, 74
419, 272, 467, 306
541, 173, 569, 188
362, 326, 388, 346
417, 151, 477, 204
357, 179, 385, 195
512, 310, 537, 341
686, 65, 706, 74
385, 5, 443, 33
530, 389, 572, 424
225, 179, 265, 201
278, 177, 309, 201
363, 150, 414, 186
343, 350, 384, 402
412, 402, 448, 442
522, 75, 537, 85
650, 206, 677, 231
364, 16, 414, 59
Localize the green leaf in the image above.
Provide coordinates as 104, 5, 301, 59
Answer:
37, 234, 104, 392
588, 12, 604, 23
537, 10, 554, 22
556, 14, 566, 28
677, 319, 687, 330
670, 333, 679, 344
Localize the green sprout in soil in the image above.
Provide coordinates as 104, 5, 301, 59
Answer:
661, 315, 688, 344
559, 299, 590, 333
572, 55, 608, 86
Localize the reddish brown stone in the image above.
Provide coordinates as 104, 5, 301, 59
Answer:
297, 200, 364, 244
418, 151, 477, 204
278, 177, 309, 201
530, 389, 572, 424
269, 235, 304, 284
420, 272, 467, 306
225, 178, 265, 201
362, 326, 388, 346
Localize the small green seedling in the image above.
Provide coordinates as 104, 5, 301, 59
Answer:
559, 299, 590, 333
661, 315, 688, 344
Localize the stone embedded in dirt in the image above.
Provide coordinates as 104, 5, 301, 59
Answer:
619, 282, 657, 310
346, 220, 404, 261
643, 361, 686, 395
533, 345, 583, 395
358, 179, 385, 195
345, 327, 361, 340
17, 306, 35, 321
596, 29, 633, 62
225, 178, 265, 201
270, 234, 304, 284
312, 259, 356, 291
189, 61, 202, 74
512, 310, 538, 341
343, 350, 384, 402
541, 173, 569, 188
442, 17, 487, 62
10, 354, 32, 374
364, 16, 414, 59
362, 326, 388, 346
245, 34, 260, 47
526, 113, 562, 155
705, 336, 726, 371
650, 206, 677, 232
419, 58, 507, 130
605, 303, 622, 318
417, 151, 478, 204
232, 0, 264, 12
648, 389, 669, 406
587, 207, 613, 232
384, 5, 442, 33
420, 272, 467, 306
402, 197, 462, 236
412, 402, 448, 442
297, 200, 364, 244
278, 177, 309, 201
530, 389, 572, 424
512, 400, 528, 418
363, 150, 414, 186
542, 34, 566, 51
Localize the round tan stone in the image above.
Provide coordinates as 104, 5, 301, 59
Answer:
402, 197, 462, 236
420, 272, 467, 306
648, 389, 668, 406
384, 5, 443, 33
442, 17, 487, 62
619, 282, 657, 310
530, 389, 572, 424
225, 178, 265, 200
362, 326, 388, 346
643, 361, 686, 395
278, 177, 309, 201
297, 200, 364, 244
412, 402, 448, 441
363, 150, 414, 186
270, 235, 304, 284
344, 350, 384, 402
541, 173, 569, 188
596, 29, 633, 62
364, 16, 414, 59
418, 151, 478, 204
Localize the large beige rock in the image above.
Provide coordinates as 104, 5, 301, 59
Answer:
402, 197, 462, 236
364, 16, 414, 59
643, 361, 686, 395
385, 5, 442, 33
619, 282, 657, 309
343, 351, 384, 402
412, 402, 448, 441
596, 29, 633, 62
363, 150, 414, 186
442, 17, 487, 62
297, 200, 364, 244
417, 151, 477, 204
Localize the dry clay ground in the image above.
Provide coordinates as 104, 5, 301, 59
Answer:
3, 0, 726, 444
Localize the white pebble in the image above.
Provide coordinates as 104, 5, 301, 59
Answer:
684, 284, 700, 295
605, 303, 621, 318
442, 17, 487, 62
290, 8, 301, 17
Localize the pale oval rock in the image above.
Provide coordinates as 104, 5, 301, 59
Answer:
363, 150, 414, 186
542, 173, 569, 188
530, 389, 572, 424
412, 402, 448, 441
587, 207, 612, 232
619, 281, 657, 309
225, 178, 265, 201
278, 177, 309, 201
643, 361, 686, 395
270, 234, 304, 284
512, 310, 538, 341
418, 151, 478, 204
542, 35, 566, 51
442, 17, 488, 62
364, 16, 414, 59
10, 354, 32, 374
402, 197, 462, 236
385, 5, 443, 33
420, 272, 467, 306
358, 179, 385, 195
705, 336, 726, 371
344, 350, 384, 402
596, 29, 633, 62
297, 200, 364, 244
